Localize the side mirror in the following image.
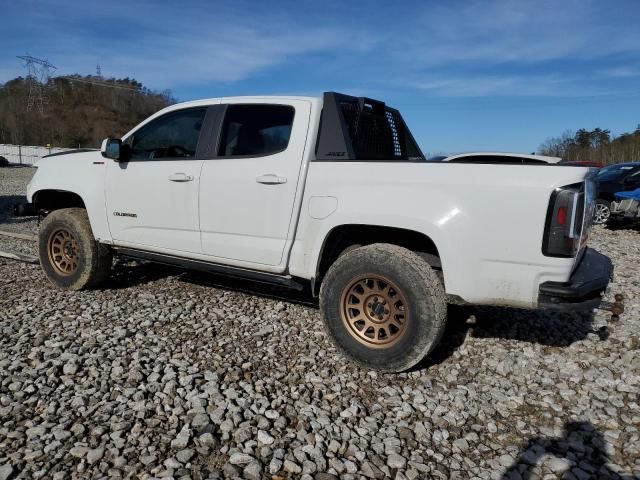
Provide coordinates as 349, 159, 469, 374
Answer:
101, 138, 123, 161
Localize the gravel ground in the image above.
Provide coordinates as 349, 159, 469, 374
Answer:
0, 167, 639, 480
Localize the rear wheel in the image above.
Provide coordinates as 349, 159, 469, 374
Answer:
320, 243, 447, 372
38, 208, 112, 290
594, 199, 611, 225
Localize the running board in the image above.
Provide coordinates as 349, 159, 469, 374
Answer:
114, 247, 305, 291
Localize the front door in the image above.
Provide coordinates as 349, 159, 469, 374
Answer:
106, 107, 208, 254
199, 100, 311, 268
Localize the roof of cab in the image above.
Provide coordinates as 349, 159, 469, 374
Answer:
161, 95, 323, 112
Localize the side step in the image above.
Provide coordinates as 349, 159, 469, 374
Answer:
114, 247, 305, 291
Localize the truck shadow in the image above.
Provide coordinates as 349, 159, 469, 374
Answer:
177, 272, 608, 365
105, 262, 608, 366
605, 221, 640, 232
103, 259, 183, 290
410, 304, 607, 371
466, 305, 607, 346
500, 420, 637, 479
0, 194, 34, 226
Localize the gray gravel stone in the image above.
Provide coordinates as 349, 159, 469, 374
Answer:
176, 448, 194, 463
243, 460, 263, 480
0, 464, 13, 480
269, 458, 283, 474
283, 459, 302, 474
171, 425, 191, 449
229, 452, 254, 466
86, 447, 104, 465
257, 429, 275, 445
387, 453, 407, 469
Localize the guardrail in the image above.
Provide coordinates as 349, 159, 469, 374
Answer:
0, 144, 74, 165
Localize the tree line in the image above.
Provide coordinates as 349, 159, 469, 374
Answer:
0, 75, 174, 148
539, 125, 640, 165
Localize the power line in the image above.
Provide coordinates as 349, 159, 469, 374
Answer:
16, 54, 57, 113
57, 75, 146, 93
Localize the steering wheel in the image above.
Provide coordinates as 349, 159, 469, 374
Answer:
165, 145, 190, 157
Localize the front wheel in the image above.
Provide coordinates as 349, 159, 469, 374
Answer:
38, 208, 112, 290
319, 243, 447, 372
593, 199, 611, 225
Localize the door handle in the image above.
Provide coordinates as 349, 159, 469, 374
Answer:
256, 174, 287, 185
168, 173, 193, 182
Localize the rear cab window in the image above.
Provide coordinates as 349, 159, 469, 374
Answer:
218, 104, 295, 157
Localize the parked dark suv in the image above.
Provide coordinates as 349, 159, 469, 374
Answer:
594, 162, 640, 224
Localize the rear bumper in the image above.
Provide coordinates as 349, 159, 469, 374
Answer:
538, 248, 613, 309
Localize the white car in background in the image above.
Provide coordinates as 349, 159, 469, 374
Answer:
429, 152, 562, 164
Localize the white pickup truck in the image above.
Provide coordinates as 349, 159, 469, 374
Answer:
21, 92, 616, 371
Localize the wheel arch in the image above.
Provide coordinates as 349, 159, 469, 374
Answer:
312, 224, 445, 296
32, 189, 86, 212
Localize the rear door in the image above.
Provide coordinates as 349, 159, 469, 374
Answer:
105, 107, 209, 254
199, 100, 311, 269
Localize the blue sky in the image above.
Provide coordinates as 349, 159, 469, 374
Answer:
2, 0, 640, 154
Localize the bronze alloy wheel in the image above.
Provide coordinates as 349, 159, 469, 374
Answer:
47, 228, 79, 276
340, 275, 409, 348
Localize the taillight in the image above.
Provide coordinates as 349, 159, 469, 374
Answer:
557, 207, 567, 225
543, 183, 585, 257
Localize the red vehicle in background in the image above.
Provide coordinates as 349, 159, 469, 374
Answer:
561, 160, 604, 168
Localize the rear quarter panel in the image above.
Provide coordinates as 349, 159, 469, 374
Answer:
290, 163, 590, 307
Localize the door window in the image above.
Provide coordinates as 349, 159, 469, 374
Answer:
218, 105, 295, 157
625, 169, 640, 185
128, 108, 206, 160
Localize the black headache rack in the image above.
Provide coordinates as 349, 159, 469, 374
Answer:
315, 92, 425, 161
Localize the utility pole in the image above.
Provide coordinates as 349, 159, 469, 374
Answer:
16, 54, 57, 114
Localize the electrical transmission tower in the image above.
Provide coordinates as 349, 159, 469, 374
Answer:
16, 54, 57, 113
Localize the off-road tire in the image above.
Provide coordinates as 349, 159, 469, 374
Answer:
320, 243, 447, 372
38, 208, 112, 290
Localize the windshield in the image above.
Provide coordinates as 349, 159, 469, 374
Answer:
597, 164, 637, 182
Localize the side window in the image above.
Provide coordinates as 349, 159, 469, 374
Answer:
626, 169, 640, 183
218, 105, 295, 157
128, 108, 206, 160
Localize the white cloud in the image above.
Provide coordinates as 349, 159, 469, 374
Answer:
394, 0, 640, 66
2, 0, 639, 100
407, 72, 624, 98
4, 0, 379, 90
602, 66, 640, 78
